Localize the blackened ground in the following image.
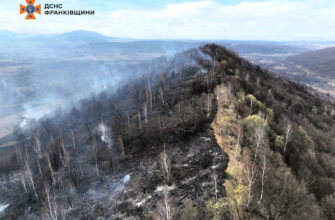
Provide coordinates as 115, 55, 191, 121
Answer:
0, 120, 227, 220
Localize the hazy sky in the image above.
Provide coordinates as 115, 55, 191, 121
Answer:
2, 0, 335, 40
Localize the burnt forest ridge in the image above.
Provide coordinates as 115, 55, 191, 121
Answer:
0, 44, 334, 219
0, 30, 329, 148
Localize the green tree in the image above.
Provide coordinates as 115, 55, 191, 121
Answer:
206, 198, 230, 220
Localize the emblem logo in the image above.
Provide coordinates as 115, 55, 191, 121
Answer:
20, 0, 41, 19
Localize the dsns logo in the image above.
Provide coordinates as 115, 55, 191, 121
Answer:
20, 0, 41, 19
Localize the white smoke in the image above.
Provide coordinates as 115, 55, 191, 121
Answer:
97, 121, 113, 149
0, 203, 9, 213
19, 99, 65, 128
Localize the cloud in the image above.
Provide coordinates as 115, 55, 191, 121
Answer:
1, 0, 335, 40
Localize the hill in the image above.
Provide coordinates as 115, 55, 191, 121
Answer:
0, 44, 334, 219
287, 46, 335, 79
0, 30, 316, 60
251, 46, 335, 98
56, 30, 127, 43
0, 31, 317, 146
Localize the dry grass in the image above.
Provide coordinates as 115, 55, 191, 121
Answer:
211, 84, 246, 219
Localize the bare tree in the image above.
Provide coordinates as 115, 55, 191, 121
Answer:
91, 138, 99, 177
25, 161, 38, 199
131, 83, 143, 111
244, 116, 267, 208
138, 112, 142, 131
45, 185, 58, 220
126, 111, 130, 128
207, 93, 212, 117
36, 157, 43, 177
284, 120, 293, 152
15, 144, 23, 167
77, 158, 84, 177
253, 122, 266, 162
160, 87, 165, 106
146, 75, 153, 109
149, 89, 153, 109
118, 135, 125, 159
33, 130, 42, 158
70, 130, 76, 149
18, 169, 28, 192
46, 153, 56, 184
160, 145, 171, 183
235, 128, 242, 159
255, 155, 266, 208
154, 185, 174, 220
211, 169, 218, 201
60, 134, 70, 168
245, 159, 255, 208
143, 103, 148, 124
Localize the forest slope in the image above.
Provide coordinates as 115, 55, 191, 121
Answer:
0, 44, 334, 219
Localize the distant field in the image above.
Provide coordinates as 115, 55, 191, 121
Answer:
0, 113, 21, 147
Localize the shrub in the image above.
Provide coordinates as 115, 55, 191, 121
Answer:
179, 198, 198, 220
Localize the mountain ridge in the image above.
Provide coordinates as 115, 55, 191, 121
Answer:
0, 44, 334, 219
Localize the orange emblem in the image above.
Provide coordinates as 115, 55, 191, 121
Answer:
20, 0, 41, 19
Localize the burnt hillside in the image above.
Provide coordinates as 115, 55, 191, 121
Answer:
0, 44, 334, 220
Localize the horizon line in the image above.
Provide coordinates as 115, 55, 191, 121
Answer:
1, 29, 335, 43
